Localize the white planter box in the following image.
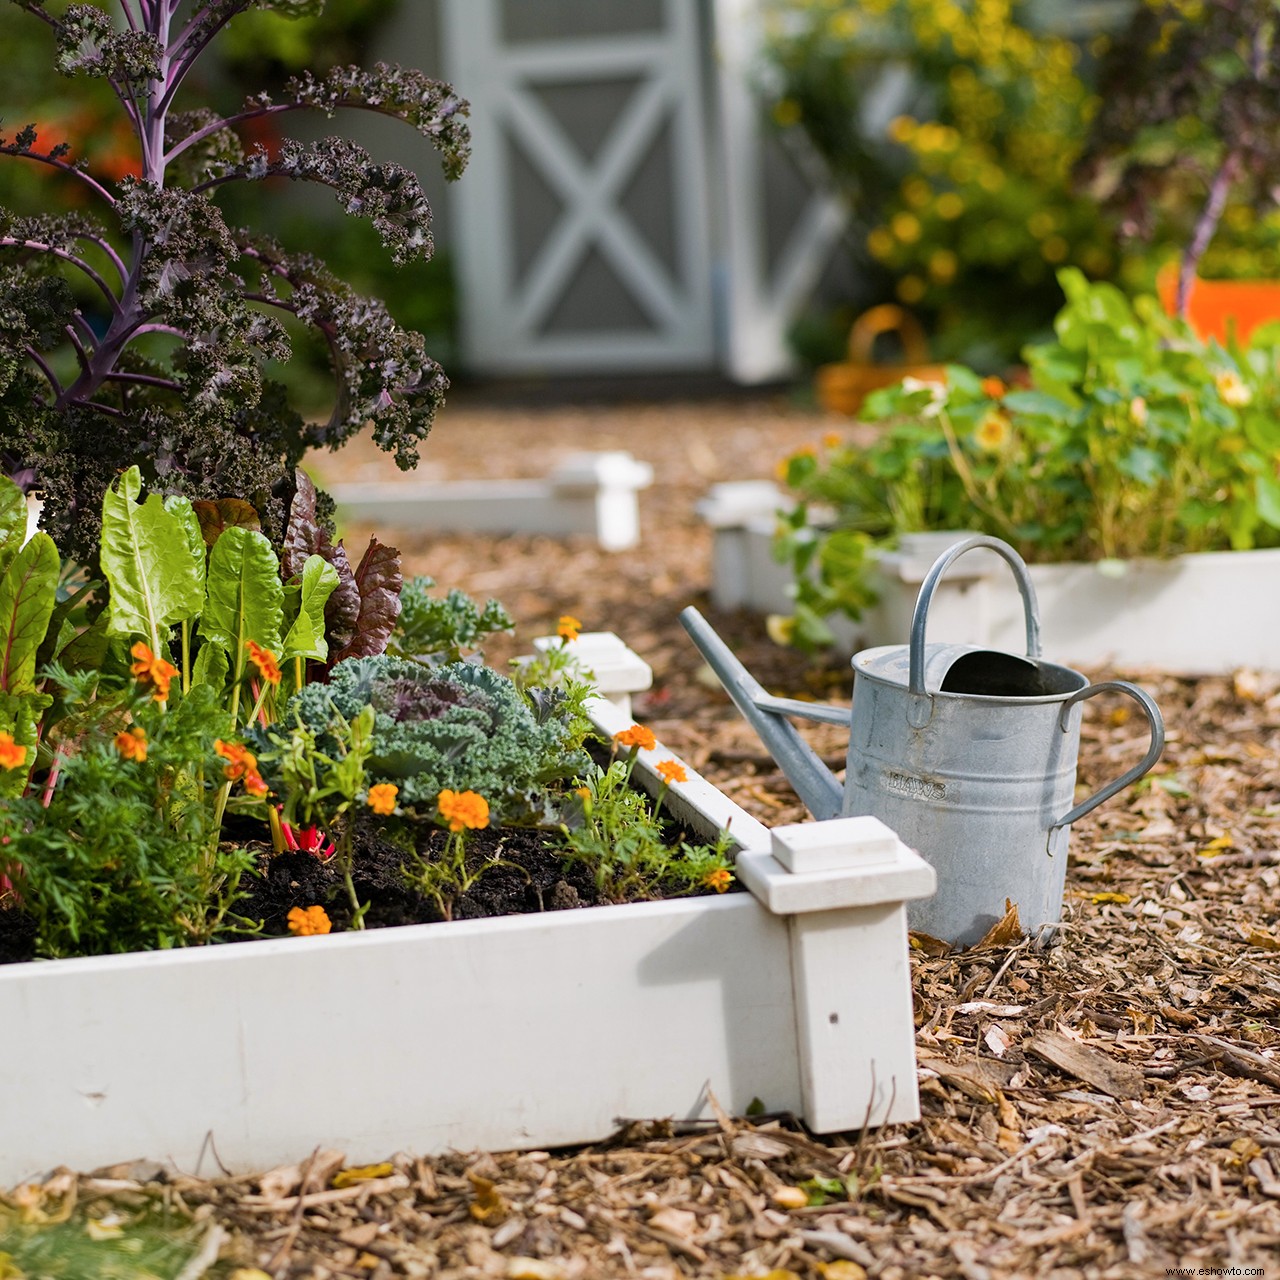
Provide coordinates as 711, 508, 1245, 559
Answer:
0, 672, 934, 1186
330, 451, 654, 551
702, 484, 1280, 672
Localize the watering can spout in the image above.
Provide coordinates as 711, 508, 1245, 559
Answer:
679, 606, 845, 820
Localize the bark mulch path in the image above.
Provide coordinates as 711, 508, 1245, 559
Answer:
6, 393, 1280, 1278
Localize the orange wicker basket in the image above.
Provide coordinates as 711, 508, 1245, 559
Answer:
815, 304, 947, 416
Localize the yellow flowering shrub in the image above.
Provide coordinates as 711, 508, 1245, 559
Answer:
763, 0, 1124, 365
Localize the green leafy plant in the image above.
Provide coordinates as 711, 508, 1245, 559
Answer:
387, 574, 514, 666
0, 666, 254, 958
556, 728, 734, 902
0, 0, 469, 560
775, 268, 1280, 646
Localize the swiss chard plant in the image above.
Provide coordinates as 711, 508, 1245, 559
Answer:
0, 0, 469, 561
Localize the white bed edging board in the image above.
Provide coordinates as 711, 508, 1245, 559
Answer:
329, 451, 654, 551
0, 638, 934, 1186
701, 482, 1280, 672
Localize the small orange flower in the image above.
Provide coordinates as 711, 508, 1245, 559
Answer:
437, 788, 489, 833
130, 641, 179, 702
981, 376, 1007, 399
114, 726, 147, 762
287, 905, 331, 936
575, 786, 592, 801
367, 783, 399, 816
703, 868, 732, 894
822, 431, 843, 449
656, 758, 688, 785
557, 615, 582, 642
215, 739, 263, 791
246, 640, 282, 687
614, 724, 657, 752
0, 731, 26, 771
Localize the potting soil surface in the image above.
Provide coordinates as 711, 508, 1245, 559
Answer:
6, 391, 1280, 1279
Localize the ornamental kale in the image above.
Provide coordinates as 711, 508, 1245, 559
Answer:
274, 655, 593, 819
0, 0, 470, 561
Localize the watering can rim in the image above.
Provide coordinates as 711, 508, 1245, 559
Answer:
852, 642, 1090, 706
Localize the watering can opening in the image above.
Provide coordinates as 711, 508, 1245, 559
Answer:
936, 649, 1085, 699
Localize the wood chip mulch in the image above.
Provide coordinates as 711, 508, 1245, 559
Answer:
6, 394, 1280, 1278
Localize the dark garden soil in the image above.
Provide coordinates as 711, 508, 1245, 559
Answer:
6, 390, 1280, 1278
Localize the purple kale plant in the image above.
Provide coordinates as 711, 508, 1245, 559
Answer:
0, 0, 469, 561
1077, 0, 1280, 316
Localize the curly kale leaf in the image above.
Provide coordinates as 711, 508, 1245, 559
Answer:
55, 5, 162, 81
279, 656, 591, 817
268, 63, 470, 181
388, 576, 514, 666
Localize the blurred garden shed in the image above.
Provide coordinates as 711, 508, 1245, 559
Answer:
358, 0, 1124, 384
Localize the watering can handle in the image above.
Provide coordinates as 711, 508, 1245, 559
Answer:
909, 535, 1042, 696
1052, 680, 1166, 829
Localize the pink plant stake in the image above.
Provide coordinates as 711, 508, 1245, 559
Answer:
280, 818, 335, 860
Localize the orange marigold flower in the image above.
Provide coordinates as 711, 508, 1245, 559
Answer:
114, 726, 147, 762
614, 724, 657, 752
214, 738, 260, 783
557, 614, 582, 642
246, 639, 282, 686
242, 768, 269, 798
822, 431, 843, 449
656, 758, 688, 785
703, 868, 732, 894
437, 788, 490, 833
0, 731, 27, 770
130, 641, 179, 702
287, 905, 331, 937
981, 376, 1007, 399
367, 783, 399, 816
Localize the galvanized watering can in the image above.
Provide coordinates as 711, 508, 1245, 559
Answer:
682, 535, 1166, 946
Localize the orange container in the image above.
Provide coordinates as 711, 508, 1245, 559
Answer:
1157, 265, 1280, 347
815, 304, 947, 416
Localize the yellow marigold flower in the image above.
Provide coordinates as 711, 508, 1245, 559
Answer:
822, 431, 843, 449
703, 868, 732, 894
981, 376, 1007, 399
890, 211, 922, 244
557, 614, 582, 642
367, 783, 399, 816
130, 641, 178, 703
0, 731, 27, 770
575, 786, 592, 802
656, 758, 688, 785
936, 192, 965, 220
287, 905, 331, 937
614, 724, 657, 752
887, 115, 917, 145
928, 248, 958, 283
438, 788, 490, 833
866, 226, 895, 260
1216, 369, 1252, 407
975, 409, 1013, 452
114, 726, 147, 762
246, 640, 282, 687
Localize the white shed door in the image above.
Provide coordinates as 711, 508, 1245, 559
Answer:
442, 0, 716, 375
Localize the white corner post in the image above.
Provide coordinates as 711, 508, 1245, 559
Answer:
532, 631, 654, 720
548, 452, 655, 552
736, 817, 936, 1131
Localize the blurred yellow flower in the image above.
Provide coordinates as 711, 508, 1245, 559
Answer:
890, 211, 922, 243
896, 274, 926, 304
1216, 370, 1252, 407
975, 409, 1013, 451
936, 191, 965, 220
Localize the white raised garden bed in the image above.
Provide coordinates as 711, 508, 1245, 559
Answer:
0, 639, 934, 1187
701, 482, 1280, 672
